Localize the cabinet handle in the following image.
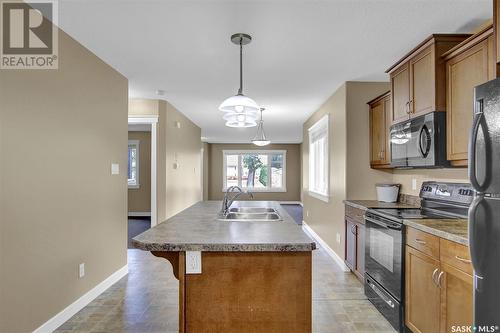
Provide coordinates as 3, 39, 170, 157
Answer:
415, 238, 427, 245
437, 271, 445, 288
432, 268, 439, 286
455, 255, 472, 264
405, 101, 411, 114
409, 99, 414, 114
351, 225, 357, 235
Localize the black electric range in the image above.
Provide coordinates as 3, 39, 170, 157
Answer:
363, 182, 474, 332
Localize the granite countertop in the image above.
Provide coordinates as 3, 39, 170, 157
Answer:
403, 219, 469, 246
132, 201, 316, 252
344, 200, 419, 211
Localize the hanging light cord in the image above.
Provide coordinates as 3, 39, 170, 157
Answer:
238, 38, 243, 95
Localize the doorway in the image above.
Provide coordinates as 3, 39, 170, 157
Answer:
127, 116, 158, 247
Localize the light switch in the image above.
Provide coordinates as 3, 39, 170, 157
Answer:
111, 163, 119, 175
79, 263, 85, 278
186, 251, 202, 274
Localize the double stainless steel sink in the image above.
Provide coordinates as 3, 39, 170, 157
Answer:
218, 207, 282, 222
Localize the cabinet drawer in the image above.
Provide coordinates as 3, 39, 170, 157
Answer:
345, 205, 365, 224
440, 238, 472, 275
406, 227, 440, 259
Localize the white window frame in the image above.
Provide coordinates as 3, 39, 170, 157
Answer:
222, 150, 287, 193
308, 114, 329, 202
128, 139, 140, 189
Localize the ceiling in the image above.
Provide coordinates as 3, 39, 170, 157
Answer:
58, 0, 491, 143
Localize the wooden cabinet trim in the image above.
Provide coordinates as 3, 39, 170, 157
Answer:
442, 26, 493, 60
386, 34, 471, 74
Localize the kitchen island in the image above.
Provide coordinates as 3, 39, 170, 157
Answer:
133, 201, 316, 333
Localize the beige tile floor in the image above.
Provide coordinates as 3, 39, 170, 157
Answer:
55, 248, 396, 333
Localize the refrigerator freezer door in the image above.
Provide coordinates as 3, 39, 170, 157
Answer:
471, 79, 500, 193
469, 196, 500, 328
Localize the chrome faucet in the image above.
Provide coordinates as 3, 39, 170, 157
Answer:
221, 186, 254, 216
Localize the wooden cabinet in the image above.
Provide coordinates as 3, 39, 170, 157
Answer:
368, 91, 392, 168
443, 26, 495, 166
405, 246, 441, 333
345, 218, 356, 270
387, 34, 470, 124
344, 205, 366, 282
405, 227, 473, 333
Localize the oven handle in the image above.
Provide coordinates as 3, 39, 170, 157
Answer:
367, 278, 395, 308
365, 216, 402, 231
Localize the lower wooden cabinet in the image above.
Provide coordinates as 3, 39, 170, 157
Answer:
344, 205, 366, 282
405, 246, 441, 333
405, 227, 473, 333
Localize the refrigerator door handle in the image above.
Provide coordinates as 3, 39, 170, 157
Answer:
469, 100, 484, 192
468, 195, 485, 278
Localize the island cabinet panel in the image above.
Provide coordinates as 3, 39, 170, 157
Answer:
405, 227, 473, 333
444, 27, 495, 166
183, 252, 312, 333
368, 91, 392, 168
387, 34, 470, 125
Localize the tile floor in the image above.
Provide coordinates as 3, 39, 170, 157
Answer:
55, 248, 396, 333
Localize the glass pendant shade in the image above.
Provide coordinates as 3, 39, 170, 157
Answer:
252, 109, 270, 146
223, 112, 258, 128
219, 94, 260, 114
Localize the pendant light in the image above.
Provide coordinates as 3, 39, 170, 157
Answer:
252, 108, 270, 146
219, 33, 259, 128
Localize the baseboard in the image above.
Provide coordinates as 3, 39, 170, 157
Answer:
128, 212, 151, 217
33, 265, 128, 333
279, 201, 302, 205
302, 221, 350, 272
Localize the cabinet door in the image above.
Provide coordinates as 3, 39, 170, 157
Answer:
439, 263, 473, 333
370, 101, 386, 165
355, 223, 365, 279
405, 246, 441, 333
410, 46, 435, 117
382, 95, 392, 164
345, 219, 356, 270
391, 63, 410, 123
446, 39, 489, 164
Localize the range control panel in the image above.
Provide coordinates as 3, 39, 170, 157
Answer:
420, 182, 474, 205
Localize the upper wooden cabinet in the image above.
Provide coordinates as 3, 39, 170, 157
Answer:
368, 91, 391, 168
387, 35, 470, 124
443, 26, 496, 166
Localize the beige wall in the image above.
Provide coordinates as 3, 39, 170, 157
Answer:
163, 101, 202, 219
0, 30, 128, 333
129, 99, 202, 222
302, 82, 391, 258
202, 142, 210, 201
207, 143, 302, 202
128, 131, 151, 213
393, 169, 468, 196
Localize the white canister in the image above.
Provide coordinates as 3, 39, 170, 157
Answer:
376, 183, 401, 203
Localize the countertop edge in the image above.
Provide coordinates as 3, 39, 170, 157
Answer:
132, 239, 317, 252
402, 219, 468, 246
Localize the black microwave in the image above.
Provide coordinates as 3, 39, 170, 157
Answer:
390, 112, 449, 168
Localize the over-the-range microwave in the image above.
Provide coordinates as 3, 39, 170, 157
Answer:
390, 111, 450, 168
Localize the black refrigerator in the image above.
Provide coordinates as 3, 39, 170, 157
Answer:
469, 78, 500, 328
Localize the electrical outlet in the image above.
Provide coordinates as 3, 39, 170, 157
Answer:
79, 263, 85, 278
306, 210, 309, 217
336, 233, 341, 244
412, 179, 418, 191
186, 251, 202, 274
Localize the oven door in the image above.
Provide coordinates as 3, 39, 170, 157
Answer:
365, 213, 404, 301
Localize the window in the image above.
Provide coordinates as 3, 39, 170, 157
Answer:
308, 115, 329, 202
223, 150, 286, 192
128, 140, 140, 188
